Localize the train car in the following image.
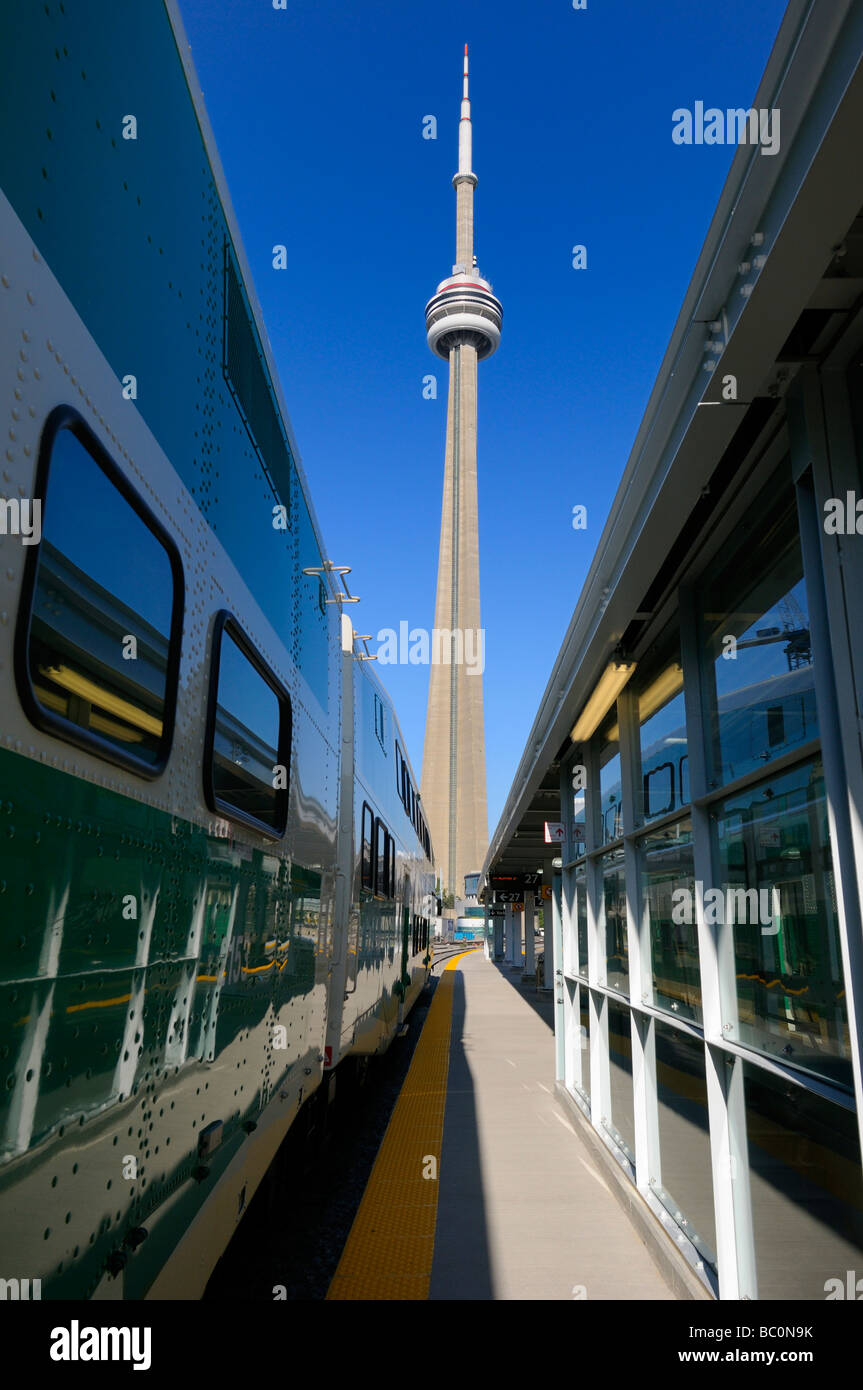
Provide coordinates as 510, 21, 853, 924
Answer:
0, 0, 432, 1299
325, 622, 435, 1071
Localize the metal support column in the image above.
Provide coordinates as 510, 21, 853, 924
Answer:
523, 893, 535, 976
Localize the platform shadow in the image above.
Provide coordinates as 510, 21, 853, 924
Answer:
489, 957, 555, 1032
429, 966, 495, 1300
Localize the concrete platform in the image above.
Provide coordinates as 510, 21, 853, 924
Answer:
429, 951, 677, 1300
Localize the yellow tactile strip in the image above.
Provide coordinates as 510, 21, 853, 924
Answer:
326, 951, 476, 1300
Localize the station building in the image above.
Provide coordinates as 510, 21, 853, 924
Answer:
481, 0, 863, 1299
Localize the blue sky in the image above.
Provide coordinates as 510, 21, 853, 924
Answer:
177, 0, 788, 836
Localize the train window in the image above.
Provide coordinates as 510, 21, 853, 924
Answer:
16, 406, 183, 776
204, 611, 291, 836
375, 818, 388, 897
374, 692, 386, 751
604, 801, 623, 841
386, 832, 395, 899
223, 249, 294, 516
643, 761, 675, 819
678, 755, 690, 804
361, 803, 374, 891
395, 741, 403, 796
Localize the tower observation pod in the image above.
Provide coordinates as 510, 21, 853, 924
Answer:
421, 47, 501, 908
424, 48, 503, 360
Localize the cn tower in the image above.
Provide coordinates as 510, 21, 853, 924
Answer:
421, 46, 502, 906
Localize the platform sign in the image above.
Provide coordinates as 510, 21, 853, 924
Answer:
495, 891, 525, 904
489, 872, 541, 892
488, 906, 506, 918
544, 822, 565, 843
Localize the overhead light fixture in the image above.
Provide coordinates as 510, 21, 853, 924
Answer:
605, 662, 683, 743
570, 659, 636, 744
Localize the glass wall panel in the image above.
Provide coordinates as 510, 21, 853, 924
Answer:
570, 761, 587, 861
562, 868, 577, 979
640, 818, 700, 1022
846, 354, 863, 480
713, 759, 851, 1087
576, 867, 588, 979
601, 847, 628, 994
652, 1021, 716, 1265
578, 985, 590, 1101
743, 1062, 863, 1299
699, 486, 817, 787
599, 724, 623, 844
636, 648, 688, 824
606, 999, 635, 1163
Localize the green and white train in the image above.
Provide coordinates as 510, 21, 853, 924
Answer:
0, 0, 434, 1299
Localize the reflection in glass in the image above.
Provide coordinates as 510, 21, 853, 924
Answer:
601, 847, 628, 994
606, 999, 635, 1163
578, 985, 590, 1100
641, 818, 700, 1022
28, 426, 175, 764
700, 491, 817, 785
562, 869, 577, 978
576, 868, 588, 979
636, 654, 687, 823
599, 724, 622, 844
212, 630, 284, 830
571, 785, 587, 860
653, 1021, 716, 1265
360, 804, 374, 891
375, 820, 387, 897
744, 1062, 863, 1298
714, 760, 850, 1087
